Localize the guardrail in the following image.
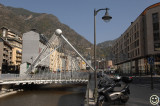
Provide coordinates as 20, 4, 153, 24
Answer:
0, 72, 89, 83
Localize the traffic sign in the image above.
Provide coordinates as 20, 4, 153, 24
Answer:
148, 57, 154, 64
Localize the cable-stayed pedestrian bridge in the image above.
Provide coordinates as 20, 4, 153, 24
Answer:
0, 72, 89, 85
0, 29, 94, 86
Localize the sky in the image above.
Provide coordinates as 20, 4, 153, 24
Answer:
0, 0, 160, 44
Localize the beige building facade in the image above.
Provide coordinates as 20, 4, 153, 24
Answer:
0, 38, 12, 74
49, 49, 86, 72
0, 27, 22, 74
112, 3, 160, 75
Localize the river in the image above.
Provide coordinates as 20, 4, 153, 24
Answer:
0, 84, 86, 106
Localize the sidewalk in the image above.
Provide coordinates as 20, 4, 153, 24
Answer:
126, 84, 160, 106
132, 76, 160, 90
84, 73, 96, 106
132, 75, 160, 77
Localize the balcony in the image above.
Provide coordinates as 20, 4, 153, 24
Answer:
16, 50, 22, 54
16, 55, 22, 58
16, 59, 21, 62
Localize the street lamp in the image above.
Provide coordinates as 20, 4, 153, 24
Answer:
94, 8, 112, 102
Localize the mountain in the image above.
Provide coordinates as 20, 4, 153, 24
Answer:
0, 4, 93, 56
98, 40, 115, 48
97, 39, 116, 59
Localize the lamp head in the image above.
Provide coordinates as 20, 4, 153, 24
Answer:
55, 29, 62, 36
102, 8, 112, 22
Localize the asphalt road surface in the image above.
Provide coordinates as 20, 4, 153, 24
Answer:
102, 83, 160, 106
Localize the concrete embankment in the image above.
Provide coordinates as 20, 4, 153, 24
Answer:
0, 84, 18, 98
0, 90, 18, 98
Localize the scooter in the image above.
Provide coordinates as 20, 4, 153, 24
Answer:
98, 75, 121, 89
97, 76, 132, 106
97, 83, 130, 106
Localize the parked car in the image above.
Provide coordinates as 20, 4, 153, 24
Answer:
121, 76, 133, 83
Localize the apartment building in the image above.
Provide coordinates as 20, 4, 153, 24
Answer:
21, 30, 50, 74
112, 3, 160, 75
50, 50, 67, 72
50, 51, 86, 72
0, 27, 22, 74
0, 37, 12, 74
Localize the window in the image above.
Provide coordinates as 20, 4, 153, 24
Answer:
154, 43, 160, 51
128, 53, 130, 58
127, 46, 129, 51
137, 23, 139, 30
152, 12, 159, 43
134, 25, 136, 32
3, 59, 5, 62
137, 48, 139, 55
137, 40, 139, 47
154, 32, 160, 41
137, 31, 139, 38
134, 33, 137, 40
135, 49, 137, 56
152, 13, 159, 31
152, 13, 159, 23
127, 33, 129, 38
153, 23, 159, 31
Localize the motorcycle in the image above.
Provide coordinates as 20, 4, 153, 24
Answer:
98, 75, 121, 89
97, 84, 130, 106
97, 75, 132, 106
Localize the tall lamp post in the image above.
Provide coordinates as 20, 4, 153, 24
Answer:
94, 8, 112, 102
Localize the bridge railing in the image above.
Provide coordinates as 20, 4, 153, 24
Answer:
0, 72, 89, 82
0, 74, 20, 81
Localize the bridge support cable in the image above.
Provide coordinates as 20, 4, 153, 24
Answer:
26, 34, 62, 74
34, 45, 61, 69
55, 29, 95, 72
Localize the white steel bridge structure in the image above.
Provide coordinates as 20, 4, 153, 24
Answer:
0, 29, 94, 86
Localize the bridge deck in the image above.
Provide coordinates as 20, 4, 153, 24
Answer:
0, 79, 88, 85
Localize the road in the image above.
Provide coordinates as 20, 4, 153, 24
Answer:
101, 77, 160, 106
